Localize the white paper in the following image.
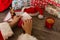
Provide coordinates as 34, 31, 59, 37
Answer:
15, 12, 32, 20
3, 12, 12, 22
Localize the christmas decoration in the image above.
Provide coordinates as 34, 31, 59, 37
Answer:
13, 0, 60, 19
0, 22, 14, 40
45, 17, 55, 29
0, 0, 12, 12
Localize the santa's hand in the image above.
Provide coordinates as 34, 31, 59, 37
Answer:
9, 15, 22, 27
22, 19, 32, 35
13, 15, 22, 22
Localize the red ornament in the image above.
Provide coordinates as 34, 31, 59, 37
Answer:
0, 0, 12, 12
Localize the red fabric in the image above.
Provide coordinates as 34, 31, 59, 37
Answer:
34, 6, 44, 15
24, 6, 44, 15
0, 0, 12, 12
0, 31, 4, 40
18, 19, 23, 28
30, 0, 47, 7
24, 7, 37, 13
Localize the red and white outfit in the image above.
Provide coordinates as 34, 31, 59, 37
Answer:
0, 22, 37, 40
0, 22, 14, 40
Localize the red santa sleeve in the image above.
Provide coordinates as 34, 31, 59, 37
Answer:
0, 22, 14, 40
17, 33, 38, 40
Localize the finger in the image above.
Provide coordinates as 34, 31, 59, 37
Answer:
14, 16, 16, 18
31, 18, 32, 20
17, 15, 22, 17
23, 20, 26, 24
27, 19, 29, 23
30, 20, 32, 22
27, 19, 32, 23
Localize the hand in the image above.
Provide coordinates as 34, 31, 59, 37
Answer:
12, 15, 22, 23
22, 19, 32, 35
9, 15, 22, 27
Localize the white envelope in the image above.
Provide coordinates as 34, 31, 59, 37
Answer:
3, 12, 12, 22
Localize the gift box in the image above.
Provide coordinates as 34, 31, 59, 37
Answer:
17, 12, 32, 27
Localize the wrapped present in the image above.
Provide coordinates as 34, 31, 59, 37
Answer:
12, 0, 29, 10
12, 0, 23, 10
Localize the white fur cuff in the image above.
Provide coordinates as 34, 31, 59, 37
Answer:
38, 15, 43, 19
17, 33, 38, 40
0, 22, 14, 40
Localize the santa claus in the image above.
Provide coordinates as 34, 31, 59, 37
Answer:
0, 15, 38, 40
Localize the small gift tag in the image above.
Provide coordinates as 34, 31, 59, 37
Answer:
3, 12, 12, 22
